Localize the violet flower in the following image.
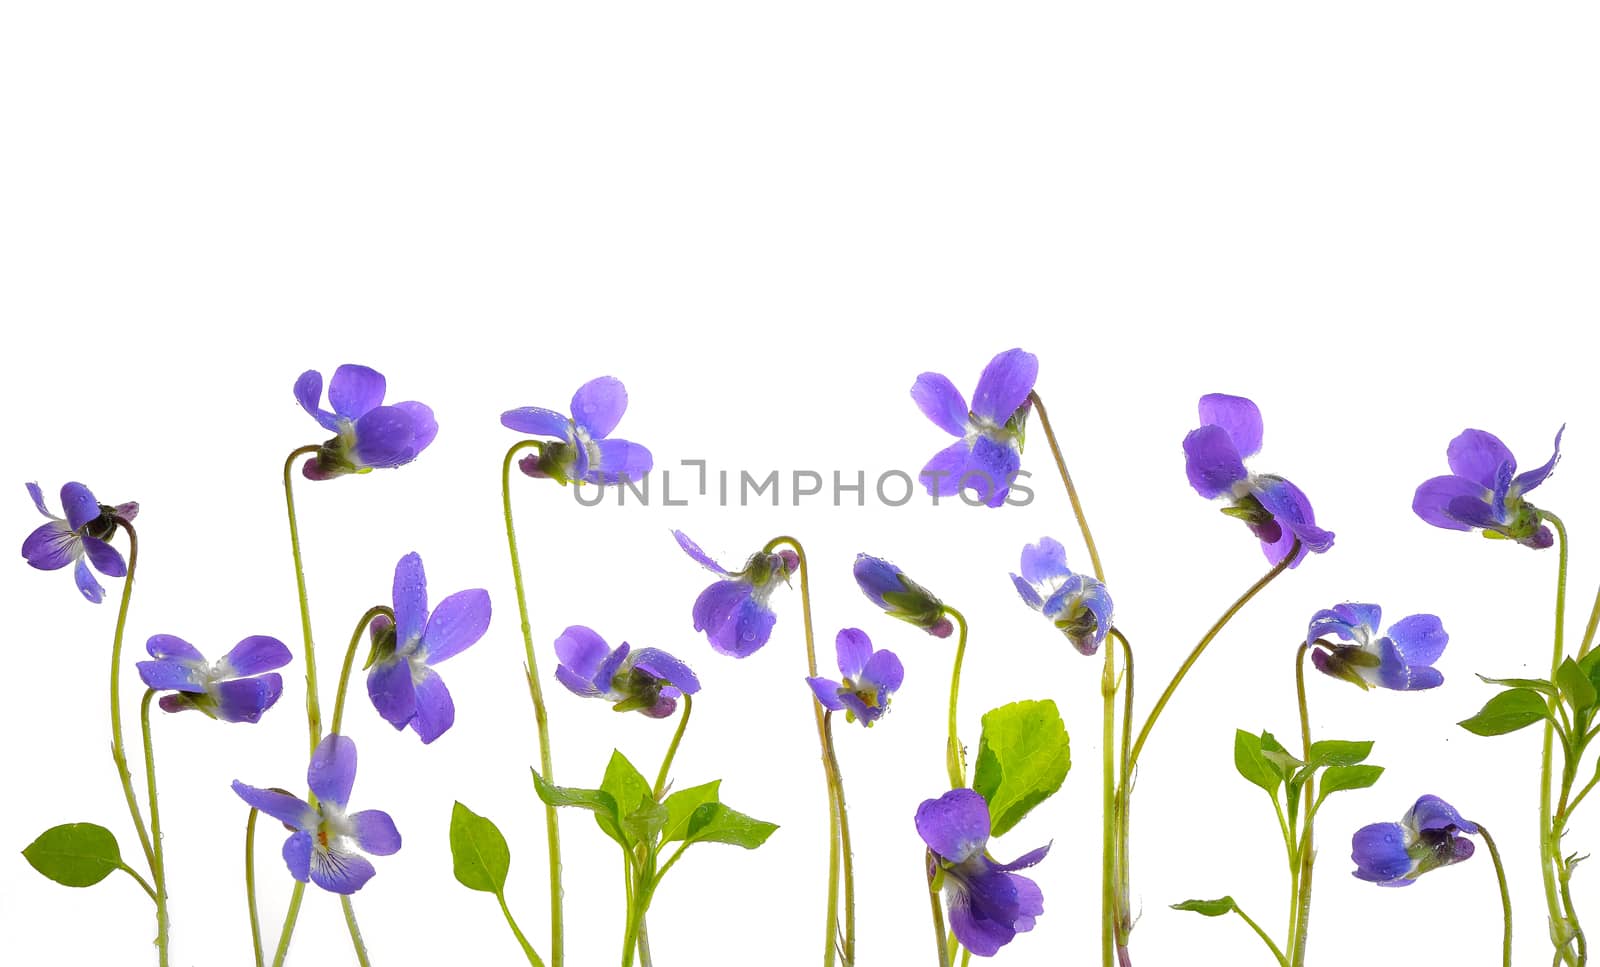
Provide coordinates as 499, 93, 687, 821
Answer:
911, 348, 1038, 508
365, 552, 491, 744
1009, 537, 1112, 656
807, 628, 903, 727
1308, 604, 1447, 691
21, 482, 137, 603
553, 625, 700, 718
137, 634, 291, 723
232, 735, 400, 894
1352, 795, 1477, 887
501, 376, 652, 485
674, 530, 798, 658
1182, 393, 1334, 567
917, 788, 1049, 956
854, 553, 953, 638
294, 364, 438, 480
1413, 427, 1563, 549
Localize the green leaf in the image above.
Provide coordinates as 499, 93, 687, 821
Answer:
1558, 658, 1598, 713
449, 802, 511, 894
662, 781, 722, 844
971, 700, 1071, 837
22, 823, 123, 888
1308, 740, 1374, 767
598, 751, 654, 847
1318, 764, 1384, 799
685, 803, 778, 849
1232, 729, 1281, 796
623, 803, 669, 847
1458, 688, 1552, 737
531, 769, 621, 843
1477, 673, 1558, 697
1171, 896, 1237, 917
1257, 732, 1303, 780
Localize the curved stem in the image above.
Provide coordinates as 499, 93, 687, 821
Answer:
329, 606, 395, 736
246, 809, 264, 967
652, 695, 693, 801
1477, 824, 1513, 967
504, 438, 565, 967
1112, 630, 1135, 956
1128, 542, 1299, 768
1230, 904, 1289, 967
764, 535, 842, 967
1578, 580, 1600, 660
821, 711, 856, 964
118, 862, 158, 903
340, 896, 372, 967
943, 607, 971, 788
1541, 513, 1576, 964
107, 520, 155, 875
140, 690, 170, 967
1028, 389, 1106, 583
497, 892, 541, 965
282, 444, 324, 754
1289, 645, 1315, 967
927, 854, 951, 967
1100, 639, 1117, 967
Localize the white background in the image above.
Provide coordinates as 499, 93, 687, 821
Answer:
2, 3, 1597, 965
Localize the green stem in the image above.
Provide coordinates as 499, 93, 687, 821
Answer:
1230, 904, 1289, 967
821, 711, 856, 965
246, 809, 264, 967
927, 854, 951, 967
943, 606, 971, 788
1101, 637, 1117, 967
270, 883, 305, 967
1578, 580, 1600, 660
1028, 389, 1107, 583
496, 892, 542, 965
118, 862, 158, 903
341, 896, 372, 967
652, 695, 693, 800
140, 690, 170, 967
1112, 631, 1134, 956
504, 439, 565, 967
763, 535, 842, 967
107, 520, 155, 875
1289, 645, 1315, 967
329, 606, 395, 735
1541, 512, 1577, 965
1478, 824, 1513, 967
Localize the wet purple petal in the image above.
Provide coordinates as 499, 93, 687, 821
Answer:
409, 668, 455, 743
807, 677, 847, 711
916, 788, 990, 864
350, 810, 402, 856
629, 648, 701, 694
421, 588, 491, 665
232, 781, 315, 830
367, 658, 419, 731
212, 675, 285, 723
911, 372, 969, 437
970, 349, 1038, 425
294, 370, 340, 431
81, 537, 125, 577
835, 628, 873, 680
328, 364, 386, 421
307, 735, 358, 811
309, 846, 376, 895
220, 635, 293, 677
1446, 429, 1515, 490
21, 520, 78, 570
920, 440, 971, 498
1019, 538, 1070, 586
570, 376, 628, 439
392, 553, 428, 648
673, 530, 729, 574
74, 558, 105, 602
60, 482, 100, 532
555, 625, 611, 681
1412, 475, 1485, 531
501, 406, 572, 437
1183, 425, 1246, 499
1197, 394, 1264, 459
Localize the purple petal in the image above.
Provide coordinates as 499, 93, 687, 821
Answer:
861, 648, 904, 695
1513, 425, 1564, 495
911, 372, 970, 437
294, 370, 340, 431
587, 439, 653, 484
60, 482, 100, 532
1020, 538, 1070, 585
283, 830, 314, 883
1254, 476, 1334, 562
350, 406, 418, 468
350, 810, 402, 856
1183, 425, 1247, 499
422, 588, 491, 665
1447, 429, 1516, 490
839, 691, 878, 723
21, 520, 79, 570
947, 884, 1017, 957
220, 636, 293, 677
992, 843, 1051, 873
308, 735, 358, 810
715, 595, 777, 658
213, 675, 285, 723
310, 846, 376, 894
391, 553, 428, 648
965, 435, 1020, 508
628, 648, 701, 694
1407, 795, 1477, 835
112, 501, 139, 522
146, 634, 205, 663
595, 642, 632, 693
916, 788, 990, 863
81, 537, 125, 577
1442, 494, 1503, 530
1374, 638, 1415, 690
74, 558, 105, 603
392, 401, 437, 455
1412, 475, 1486, 531
500, 407, 572, 438
555, 625, 611, 681
835, 628, 873, 680
673, 530, 729, 574
1011, 873, 1044, 933
1386, 614, 1447, 667
807, 677, 847, 711
641, 693, 680, 718
328, 364, 386, 421
920, 441, 972, 498
367, 658, 419, 730
1197, 394, 1264, 459
970, 349, 1038, 424
232, 781, 315, 830
1011, 573, 1044, 610
692, 579, 749, 635
570, 377, 629, 439
409, 668, 455, 743
1351, 822, 1414, 885
136, 660, 206, 693
555, 664, 602, 698
25, 482, 52, 518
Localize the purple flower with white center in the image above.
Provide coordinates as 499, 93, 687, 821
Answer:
293, 364, 438, 481
136, 634, 292, 724
911, 348, 1037, 508
21, 482, 138, 603
1009, 537, 1113, 656
1413, 427, 1564, 550
1182, 393, 1334, 568
917, 788, 1049, 957
553, 625, 701, 718
501, 376, 653, 486
673, 530, 798, 658
854, 553, 953, 638
1308, 604, 1447, 692
1352, 795, 1478, 887
365, 552, 491, 744
232, 735, 400, 895
807, 629, 904, 727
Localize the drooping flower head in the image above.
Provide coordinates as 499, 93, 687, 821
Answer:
137, 634, 291, 723
674, 530, 799, 658
807, 628, 904, 727
294, 364, 438, 480
1352, 795, 1477, 887
1308, 604, 1447, 692
554, 625, 700, 717
1182, 393, 1334, 567
1413, 427, 1563, 550
501, 376, 653, 486
21, 482, 138, 603
232, 735, 400, 894
911, 348, 1038, 508
854, 554, 953, 638
917, 788, 1049, 956
1009, 537, 1112, 656
365, 552, 492, 744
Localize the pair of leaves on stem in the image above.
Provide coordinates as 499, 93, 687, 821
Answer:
1461, 650, 1600, 737
1233, 730, 1383, 812
972, 699, 1072, 837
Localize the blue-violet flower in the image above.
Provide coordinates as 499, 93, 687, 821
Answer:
1308, 604, 1447, 691
674, 530, 798, 657
21, 481, 137, 603
911, 348, 1038, 508
1351, 795, 1477, 887
917, 788, 1049, 956
554, 625, 701, 717
294, 364, 438, 480
1009, 537, 1112, 656
137, 634, 291, 723
1413, 427, 1563, 549
807, 628, 903, 727
501, 376, 653, 485
854, 553, 952, 638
